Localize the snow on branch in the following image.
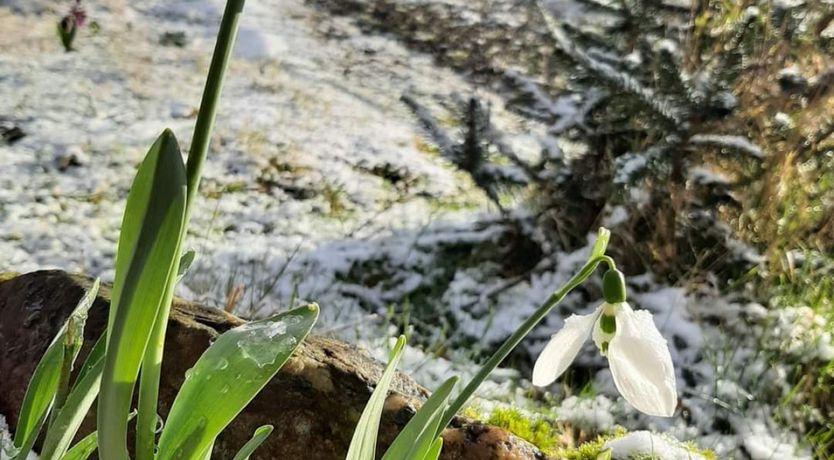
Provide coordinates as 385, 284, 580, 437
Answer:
537, 1, 688, 128
689, 134, 764, 159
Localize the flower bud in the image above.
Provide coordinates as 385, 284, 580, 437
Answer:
602, 269, 627, 304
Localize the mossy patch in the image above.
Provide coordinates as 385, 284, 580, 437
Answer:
468, 405, 716, 460
484, 407, 561, 455
556, 428, 716, 460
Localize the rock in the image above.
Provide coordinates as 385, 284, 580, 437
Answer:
0, 119, 25, 145
160, 31, 188, 48
54, 146, 87, 172
0, 270, 546, 460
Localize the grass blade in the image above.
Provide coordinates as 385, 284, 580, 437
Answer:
231, 425, 274, 460
381, 376, 457, 460
13, 279, 100, 459
97, 129, 187, 460
346, 336, 407, 460
156, 304, 318, 460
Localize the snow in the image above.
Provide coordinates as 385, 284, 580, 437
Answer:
604, 431, 706, 460
740, 421, 810, 460
689, 134, 764, 159
557, 395, 616, 431
773, 112, 795, 130
688, 167, 730, 186
0, 415, 37, 460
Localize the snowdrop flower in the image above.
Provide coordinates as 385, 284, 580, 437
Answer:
532, 269, 677, 417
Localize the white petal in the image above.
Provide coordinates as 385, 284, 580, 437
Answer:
532, 307, 602, 387
608, 304, 678, 416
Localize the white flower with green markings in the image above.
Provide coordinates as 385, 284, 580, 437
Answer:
532, 269, 678, 417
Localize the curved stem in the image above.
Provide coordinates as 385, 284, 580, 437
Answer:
436, 253, 612, 434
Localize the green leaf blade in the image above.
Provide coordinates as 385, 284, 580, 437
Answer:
13, 279, 100, 459
422, 438, 443, 460
60, 431, 98, 460
381, 376, 457, 460
40, 356, 105, 460
97, 129, 187, 460
156, 304, 319, 460
346, 336, 407, 460
231, 425, 274, 460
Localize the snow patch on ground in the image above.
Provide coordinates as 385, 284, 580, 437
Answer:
0, 415, 37, 460
605, 430, 705, 460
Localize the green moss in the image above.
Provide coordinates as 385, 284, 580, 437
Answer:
556, 428, 626, 460
472, 404, 716, 460
484, 407, 561, 455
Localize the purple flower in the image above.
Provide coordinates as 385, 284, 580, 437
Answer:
68, 0, 87, 28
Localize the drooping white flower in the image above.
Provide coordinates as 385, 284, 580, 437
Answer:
532, 270, 677, 417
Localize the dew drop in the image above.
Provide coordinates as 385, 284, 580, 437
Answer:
215, 358, 229, 371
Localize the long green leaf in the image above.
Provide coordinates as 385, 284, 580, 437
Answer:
13, 279, 100, 459
73, 333, 106, 392
13, 411, 48, 460
59, 431, 97, 460
346, 336, 407, 460
40, 355, 105, 459
156, 304, 319, 460
381, 376, 457, 460
231, 425, 274, 460
97, 129, 187, 460
51, 279, 100, 427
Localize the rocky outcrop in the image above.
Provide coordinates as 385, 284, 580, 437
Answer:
0, 270, 546, 459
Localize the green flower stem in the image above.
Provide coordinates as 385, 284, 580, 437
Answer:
185, 0, 246, 210
436, 254, 616, 435
136, 268, 180, 460
50, 347, 73, 428
136, 2, 245, 459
